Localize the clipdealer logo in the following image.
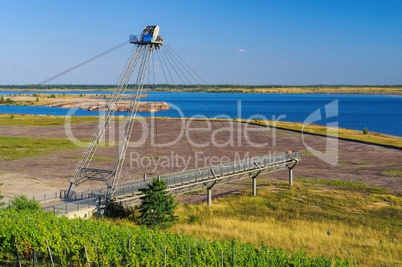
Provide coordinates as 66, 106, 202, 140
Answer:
63, 100, 281, 149
302, 100, 339, 166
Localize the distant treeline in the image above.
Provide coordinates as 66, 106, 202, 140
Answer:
1, 84, 402, 90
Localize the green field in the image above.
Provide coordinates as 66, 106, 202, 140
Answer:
0, 136, 81, 160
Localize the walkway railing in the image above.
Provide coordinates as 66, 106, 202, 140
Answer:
46, 151, 300, 215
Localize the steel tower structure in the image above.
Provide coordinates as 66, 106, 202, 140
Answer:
66, 25, 163, 201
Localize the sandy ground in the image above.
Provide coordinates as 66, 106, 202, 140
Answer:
9, 95, 170, 112
0, 119, 401, 203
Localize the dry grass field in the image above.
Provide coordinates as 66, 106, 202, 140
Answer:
172, 179, 402, 266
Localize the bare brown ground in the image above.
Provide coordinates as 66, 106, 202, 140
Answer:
0, 119, 401, 202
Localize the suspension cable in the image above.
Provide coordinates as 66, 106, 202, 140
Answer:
151, 52, 160, 174
164, 45, 272, 154
165, 44, 207, 84
157, 50, 204, 164
21, 40, 129, 94
159, 49, 207, 157
161, 46, 246, 155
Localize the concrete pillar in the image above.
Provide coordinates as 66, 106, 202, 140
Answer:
252, 177, 257, 196
289, 168, 293, 187
207, 188, 212, 206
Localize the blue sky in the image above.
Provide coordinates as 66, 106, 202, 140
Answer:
1, 0, 402, 85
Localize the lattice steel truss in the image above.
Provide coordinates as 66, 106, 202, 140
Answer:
66, 26, 163, 201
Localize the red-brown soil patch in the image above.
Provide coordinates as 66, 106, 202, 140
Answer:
0, 119, 401, 202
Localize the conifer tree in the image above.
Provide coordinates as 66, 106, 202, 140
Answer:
137, 178, 177, 229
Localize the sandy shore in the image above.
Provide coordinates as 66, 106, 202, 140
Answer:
8, 94, 171, 112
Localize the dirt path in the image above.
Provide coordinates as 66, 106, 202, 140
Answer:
0, 119, 401, 202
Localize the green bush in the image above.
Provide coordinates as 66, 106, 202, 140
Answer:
104, 199, 134, 219
7, 195, 41, 211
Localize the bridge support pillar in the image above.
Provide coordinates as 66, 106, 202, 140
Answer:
287, 158, 299, 187
288, 168, 293, 187
250, 167, 262, 197
204, 176, 217, 206
252, 177, 257, 196
207, 188, 212, 206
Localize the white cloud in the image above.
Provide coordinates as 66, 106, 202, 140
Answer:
236, 48, 246, 53
280, 61, 286, 64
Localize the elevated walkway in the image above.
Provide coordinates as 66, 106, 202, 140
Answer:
46, 151, 300, 216
115, 151, 300, 205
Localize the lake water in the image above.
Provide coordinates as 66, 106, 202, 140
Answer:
1, 91, 401, 137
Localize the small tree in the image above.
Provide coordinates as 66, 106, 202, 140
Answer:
8, 195, 41, 211
363, 127, 369, 135
0, 96, 4, 103
137, 178, 177, 229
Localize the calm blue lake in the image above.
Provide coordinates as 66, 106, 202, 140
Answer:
0, 91, 401, 137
